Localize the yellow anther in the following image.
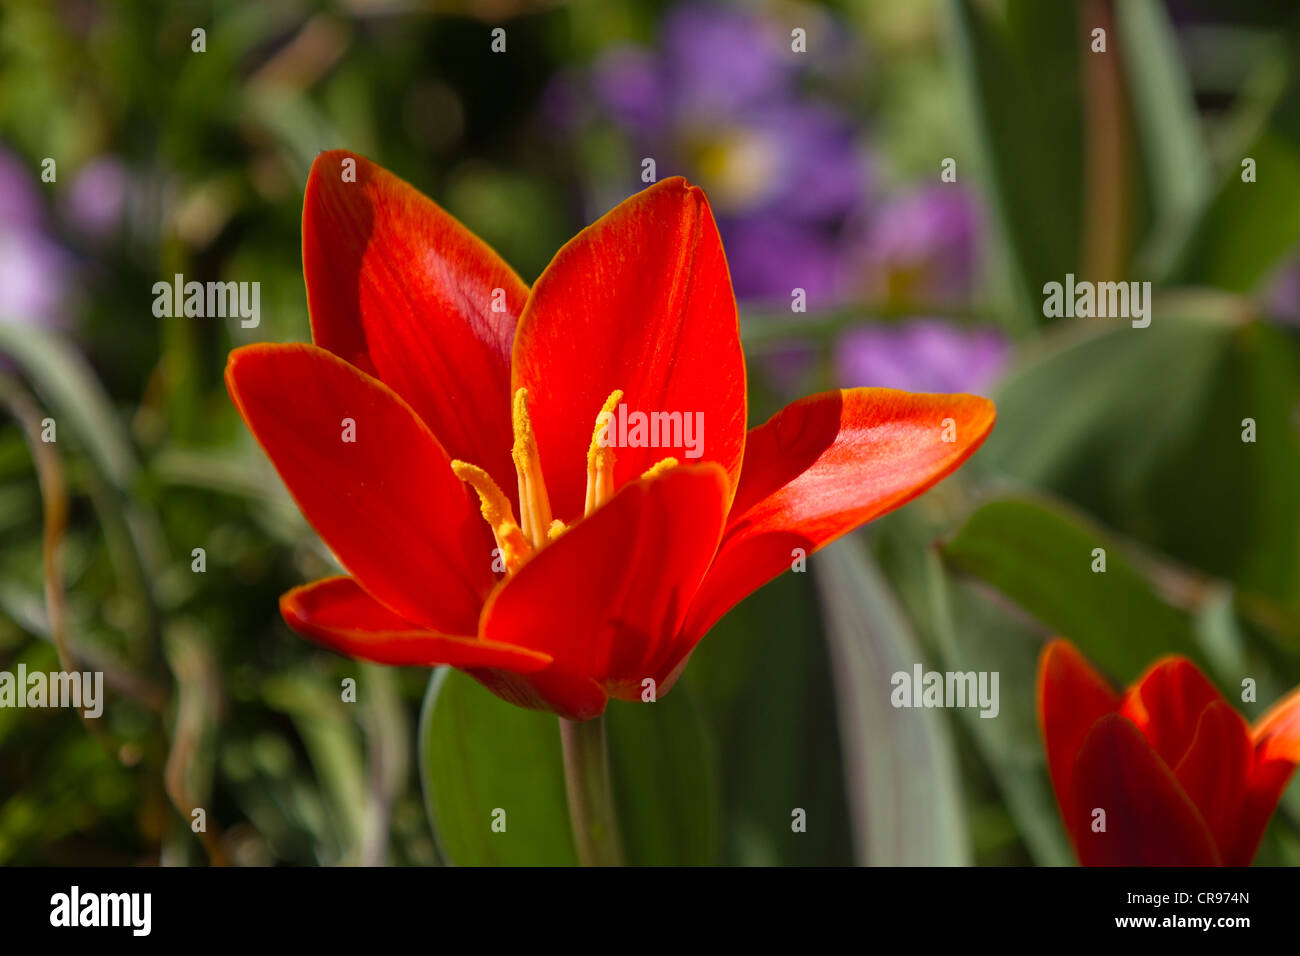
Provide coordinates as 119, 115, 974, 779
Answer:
587, 389, 623, 471
641, 457, 679, 480
456, 384, 638, 572
585, 389, 624, 516
451, 460, 532, 574
511, 388, 553, 548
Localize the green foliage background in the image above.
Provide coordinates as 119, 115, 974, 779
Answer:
0, 0, 1298, 866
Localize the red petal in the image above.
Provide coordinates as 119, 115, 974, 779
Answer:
683, 388, 995, 641
511, 178, 746, 521
1172, 701, 1253, 863
1238, 686, 1300, 864
226, 343, 494, 634
462, 667, 610, 723
480, 463, 730, 709
1119, 657, 1226, 769
281, 576, 551, 672
304, 150, 525, 499
1037, 639, 1121, 853
1070, 714, 1220, 866
1253, 684, 1300, 764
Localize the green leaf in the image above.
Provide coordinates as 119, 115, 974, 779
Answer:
1172, 321, 1300, 602
262, 670, 369, 865
814, 537, 970, 865
606, 687, 719, 865
874, 507, 1073, 865
419, 668, 577, 866
1117, 0, 1211, 273
926, 555, 1075, 865
418, 668, 720, 866
984, 319, 1224, 494
1166, 66, 1300, 291
941, 496, 1200, 680
0, 320, 162, 652
0, 321, 137, 489
946, 0, 1083, 322
986, 317, 1300, 603
686, 570, 854, 864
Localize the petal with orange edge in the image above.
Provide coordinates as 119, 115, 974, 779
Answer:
1173, 701, 1253, 863
304, 150, 525, 499
1119, 657, 1225, 769
1238, 686, 1300, 864
282, 576, 551, 672
1253, 684, 1300, 764
480, 463, 730, 701
226, 343, 494, 634
682, 388, 995, 642
1071, 714, 1220, 866
511, 178, 746, 521
1037, 639, 1121, 844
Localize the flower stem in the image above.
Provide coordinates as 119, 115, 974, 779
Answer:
559, 715, 625, 866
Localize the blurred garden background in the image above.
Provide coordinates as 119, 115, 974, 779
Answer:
1, 0, 1299, 865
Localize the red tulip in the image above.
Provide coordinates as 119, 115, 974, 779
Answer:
226, 150, 995, 720
1038, 639, 1300, 865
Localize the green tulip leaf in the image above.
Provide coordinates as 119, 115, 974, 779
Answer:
942, 496, 1203, 681
815, 537, 970, 865
419, 667, 720, 866
419, 668, 577, 866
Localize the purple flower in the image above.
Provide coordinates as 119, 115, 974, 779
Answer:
834, 319, 1008, 396
0, 146, 72, 329
0, 232, 72, 329
655, 3, 792, 119
848, 185, 981, 308
0, 148, 46, 231
62, 156, 129, 239
591, 48, 668, 135
571, 2, 870, 304
551, 1, 987, 323
729, 100, 867, 224
1264, 255, 1300, 327
723, 216, 843, 305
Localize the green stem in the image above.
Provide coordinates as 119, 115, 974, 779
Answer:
559, 716, 625, 866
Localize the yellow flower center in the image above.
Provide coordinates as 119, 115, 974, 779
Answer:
689, 127, 779, 212
452, 387, 676, 576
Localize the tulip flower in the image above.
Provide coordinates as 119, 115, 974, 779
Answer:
1038, 639, 1300, 866
225, 149, 993, 723
227, 150, 994, 862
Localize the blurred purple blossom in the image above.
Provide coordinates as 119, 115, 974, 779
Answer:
556, 2, 871, 306
723, 217, 843, 304
0, 147, 72, 329
0, 149, 46, 231
835, 319, 1008, 396
849, 185, 981, 308
62, 155, 130, 239
1266, 256, 1300, 326
594, 6, 793, 133
550, 1, 988, 323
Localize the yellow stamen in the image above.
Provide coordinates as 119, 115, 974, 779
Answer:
451, 460, 532, 574
455, 384, 639, 575
511, 388, 553, 548
585, 389, 624, 516
641, 457, 679, 480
